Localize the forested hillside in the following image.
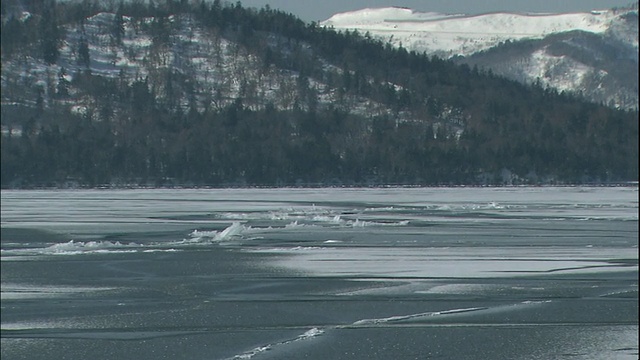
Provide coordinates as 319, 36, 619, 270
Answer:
454, 27, 639, 110
1, 0, 638, 187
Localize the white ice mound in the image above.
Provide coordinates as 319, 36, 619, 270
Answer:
44, 240, 139, 254
298, 327, 324, 339
190, 222, 245, 242
311, 214, 409, 227
350, 219, 410, 227
217, 221, 245, 239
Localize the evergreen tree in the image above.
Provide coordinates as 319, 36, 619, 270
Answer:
112, 3, 126, 46
56, 67, 71, 97
40, 0, 61, 64
77, 37, 91, 68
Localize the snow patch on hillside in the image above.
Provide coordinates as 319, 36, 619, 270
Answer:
527, 48, 593, 93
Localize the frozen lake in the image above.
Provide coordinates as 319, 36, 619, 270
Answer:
1, 187, 638, 359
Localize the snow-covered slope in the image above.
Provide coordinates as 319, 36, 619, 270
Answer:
321, 7, 624, 57
321, 6, 639, 109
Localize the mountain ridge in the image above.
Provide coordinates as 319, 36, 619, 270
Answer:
321, 4, 639, 109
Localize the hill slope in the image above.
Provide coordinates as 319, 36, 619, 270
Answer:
1, 1, 637, 187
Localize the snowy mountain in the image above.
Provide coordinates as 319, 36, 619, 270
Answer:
321, 5, 639, 109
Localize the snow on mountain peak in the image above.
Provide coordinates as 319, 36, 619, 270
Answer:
321, 7, 617, 57
322, 7, 457, 27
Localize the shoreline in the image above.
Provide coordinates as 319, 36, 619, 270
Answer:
2, 181, 638, 191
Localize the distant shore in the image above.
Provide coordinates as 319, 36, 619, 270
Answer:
2, 181, 637, 191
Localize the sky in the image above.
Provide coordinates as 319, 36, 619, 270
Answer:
235, 0, 635, 23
